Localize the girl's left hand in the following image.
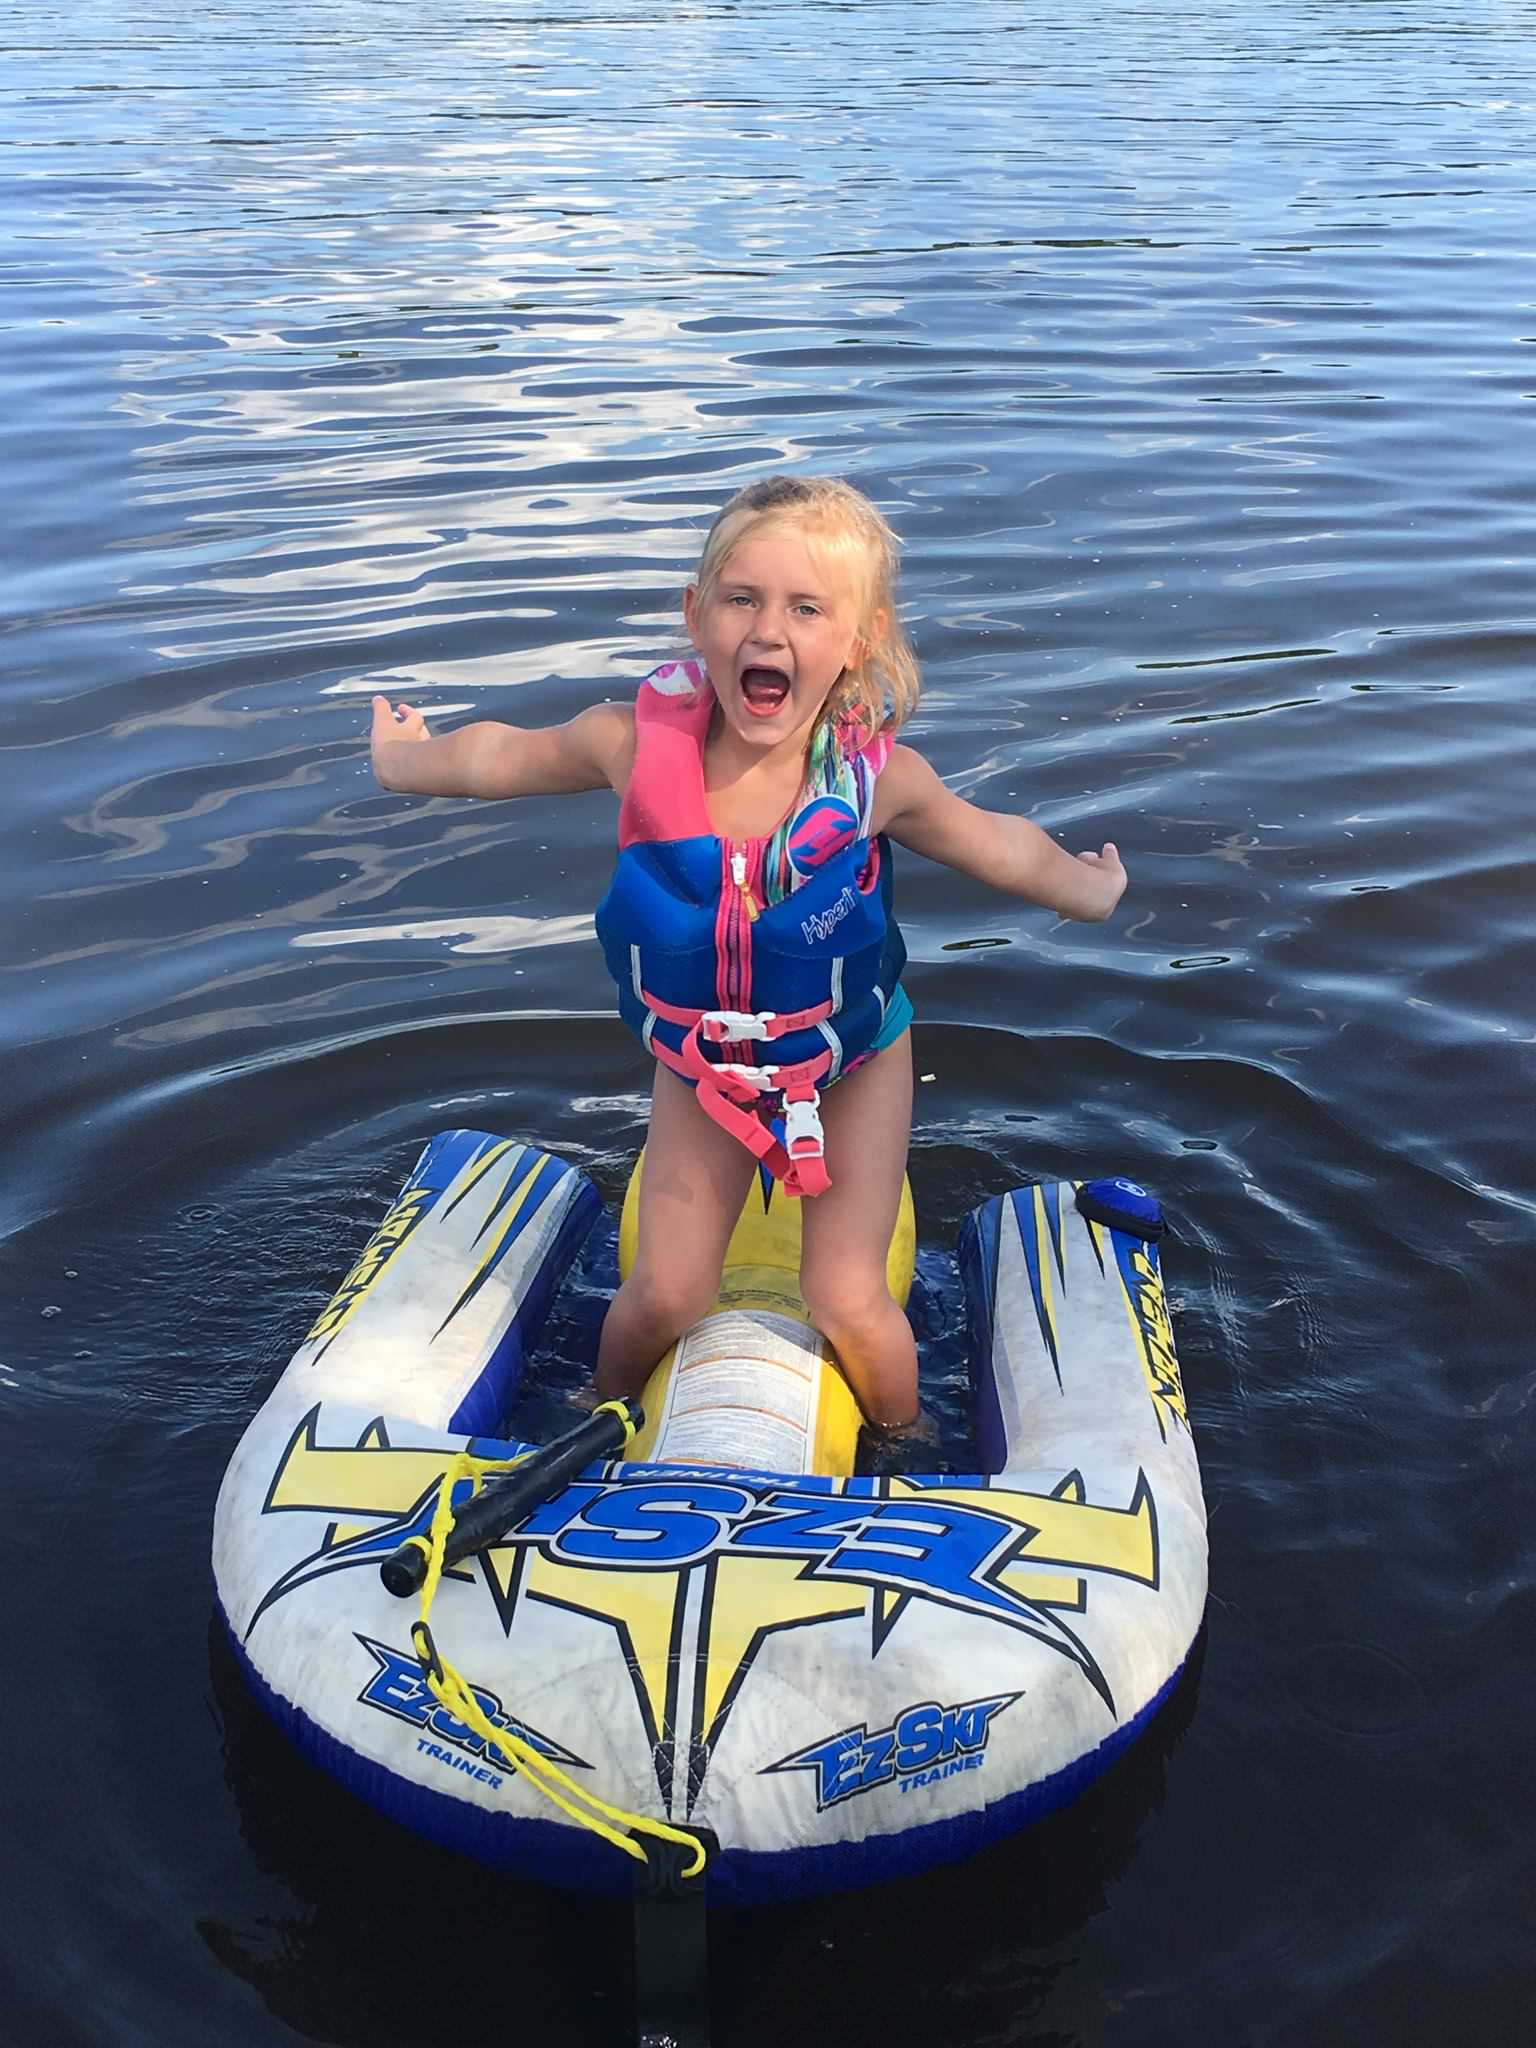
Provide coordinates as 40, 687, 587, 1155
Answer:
371, 694, 430, 746
370, 695, 433, 789
1075, 841, 1127, 920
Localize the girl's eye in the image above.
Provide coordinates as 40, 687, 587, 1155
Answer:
794, 602, 821, 617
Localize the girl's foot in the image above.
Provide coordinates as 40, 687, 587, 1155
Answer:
855, 1408, 941, 1478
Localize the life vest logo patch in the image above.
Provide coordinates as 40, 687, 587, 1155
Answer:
787, 795, 859, 875
647, 659, 705, 699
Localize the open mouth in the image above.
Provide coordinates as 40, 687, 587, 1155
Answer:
739, 665, 791, 718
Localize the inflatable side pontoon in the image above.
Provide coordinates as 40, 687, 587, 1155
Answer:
213, 1129, 1206, 1905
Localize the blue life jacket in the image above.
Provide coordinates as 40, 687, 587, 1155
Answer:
593, 662, 907, 1191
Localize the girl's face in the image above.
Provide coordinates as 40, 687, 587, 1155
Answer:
684, 526, 864, 756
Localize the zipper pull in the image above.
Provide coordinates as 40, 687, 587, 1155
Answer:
731, 848, 760, 921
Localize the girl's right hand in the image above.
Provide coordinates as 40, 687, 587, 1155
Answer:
370, 695, 431, 785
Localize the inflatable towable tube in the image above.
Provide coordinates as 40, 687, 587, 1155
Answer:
213, 1130, 1206, 1905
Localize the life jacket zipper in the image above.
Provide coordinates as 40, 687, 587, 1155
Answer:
730, 847, 761, 922
718, 840, 760, 1023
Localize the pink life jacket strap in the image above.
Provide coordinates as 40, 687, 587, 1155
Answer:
639, 987, 837, 1044
650, 1025, 833, 1198
779, 1085, 831, 1198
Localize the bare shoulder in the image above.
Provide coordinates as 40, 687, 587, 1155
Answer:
871, 741, 948, 834
873, 740, 1017, 880
568, 698, 636, 793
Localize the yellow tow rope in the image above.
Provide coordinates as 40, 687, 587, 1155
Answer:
405, 1401, 707, 1879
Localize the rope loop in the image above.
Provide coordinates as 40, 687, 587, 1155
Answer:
406, 1436, 707, 1880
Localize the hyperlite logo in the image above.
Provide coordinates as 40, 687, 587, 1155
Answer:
801, 887, 857, 945
766, 1693, 1020, 1810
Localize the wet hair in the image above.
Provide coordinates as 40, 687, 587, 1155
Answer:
691, 475, 921, 742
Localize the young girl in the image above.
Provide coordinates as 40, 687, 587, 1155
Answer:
369, 475, 1125, 1432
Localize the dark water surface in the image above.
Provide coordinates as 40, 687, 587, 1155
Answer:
4, 1, 1535, 2041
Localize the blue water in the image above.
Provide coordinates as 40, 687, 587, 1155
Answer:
4, 3, 1535, 2042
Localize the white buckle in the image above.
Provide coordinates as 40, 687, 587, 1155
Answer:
703, 1009, 778, 1043
784, 1091, 824, 1156
716, 1060, 780, 1091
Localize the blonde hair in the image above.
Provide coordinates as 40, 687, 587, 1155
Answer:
692, 475, 921, 742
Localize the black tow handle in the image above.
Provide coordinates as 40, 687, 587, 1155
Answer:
380, 1397, 644, 1599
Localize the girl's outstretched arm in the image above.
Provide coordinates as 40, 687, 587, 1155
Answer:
368, 695, 634, 800
877, 744, 1127, 921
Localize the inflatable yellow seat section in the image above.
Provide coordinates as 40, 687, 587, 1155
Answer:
619, 1153, 916, 1476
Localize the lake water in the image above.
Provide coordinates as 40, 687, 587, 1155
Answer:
4, 1, 1534, 2042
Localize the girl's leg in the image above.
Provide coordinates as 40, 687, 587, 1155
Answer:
798, 1030, 920, 1427
594, 1062, 757, 1399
